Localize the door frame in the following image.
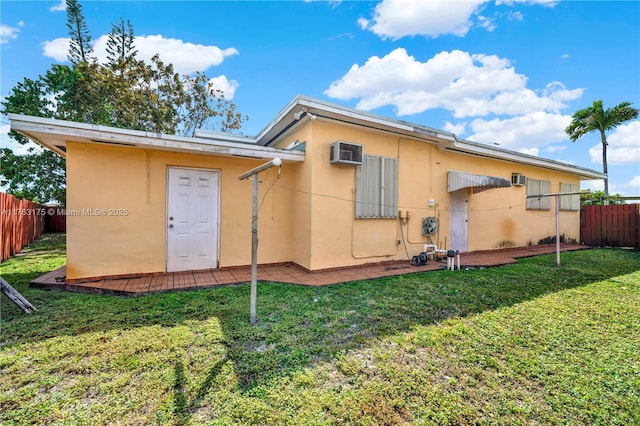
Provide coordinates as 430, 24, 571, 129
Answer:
166, 166, 221, 272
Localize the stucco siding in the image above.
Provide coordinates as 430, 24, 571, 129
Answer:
65, 119, 582, 279
65, 142, 294, 280
272, 120, 581, 270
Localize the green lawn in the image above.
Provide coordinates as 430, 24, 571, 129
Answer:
1, 233, 639, 425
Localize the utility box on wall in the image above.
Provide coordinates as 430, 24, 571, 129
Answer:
330, 141, 364, 165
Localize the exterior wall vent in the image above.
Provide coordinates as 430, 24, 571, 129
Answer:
330, 141, 364, 165
511, 173, 527, 186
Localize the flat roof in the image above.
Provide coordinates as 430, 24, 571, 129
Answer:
8, 113, 304, 162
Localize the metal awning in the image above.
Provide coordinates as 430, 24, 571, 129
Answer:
447, 171, 511, 194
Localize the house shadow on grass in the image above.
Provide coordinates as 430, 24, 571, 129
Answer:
1, 248, 639, 422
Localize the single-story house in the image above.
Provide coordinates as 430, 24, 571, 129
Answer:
9, 96, 605, 281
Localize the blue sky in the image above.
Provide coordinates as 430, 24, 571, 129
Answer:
2, 0, 639, 194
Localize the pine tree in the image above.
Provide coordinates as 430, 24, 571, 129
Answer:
2, 1, 247, 205
66, 0, 94, 64
106, 18, 137, 67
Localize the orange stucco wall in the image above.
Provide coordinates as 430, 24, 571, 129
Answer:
272, 119, 581, 270
65, 118, 582, 279
65, 142, 294, 279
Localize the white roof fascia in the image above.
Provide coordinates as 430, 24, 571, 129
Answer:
250, 96, 603, 179
250, 96, 602, 180
8, 114, 304, 162
254, 96, 306, 144
448, 138, 606, 180
255, 95, 457, 147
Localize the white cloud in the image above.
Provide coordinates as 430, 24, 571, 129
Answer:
330, 32, 354, 41
325, 48, 582, 118
0, 24, 20, 44
359, 0, 557, 40
359, 0, 486, 40
42, 38, 69, 61
496, 0, 557, 6
466, 112, 572, 151
304, 0, 341, 6
477, 15, 496, 32
623, 175, 640, 192
561, 53, 569, 59
208, 75, 239, 100
508, 11, 524, 21
1, 125, 42, 156
96, 35, 238, 74
43, 35, 239, 75
588, 121, 640, 166
546, 145, 567, 153
580, 179, 604, 192
443, 121, 466, 136
49, 0, 66, 12
1, 124, 9, 143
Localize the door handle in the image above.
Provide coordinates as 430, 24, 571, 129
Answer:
169, 216, 174, 221
169, 224, 174, 229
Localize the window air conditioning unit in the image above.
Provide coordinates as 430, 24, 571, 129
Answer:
330, 141, 364, 165
511, 173, 527, 186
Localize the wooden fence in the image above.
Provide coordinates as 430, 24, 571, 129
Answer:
580, 203, 640, 249
1, 192, 47, 262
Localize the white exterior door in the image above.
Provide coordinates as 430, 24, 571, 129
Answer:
167, 168, 219, 272
449, 189, 468, 252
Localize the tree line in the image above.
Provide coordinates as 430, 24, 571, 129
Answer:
1, 0, 246, 206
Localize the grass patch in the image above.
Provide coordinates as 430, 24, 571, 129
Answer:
1, 234, 639, 424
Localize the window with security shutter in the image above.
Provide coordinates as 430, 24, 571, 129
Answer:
355, 155, 398, 218
526, 178, 551, 210
559, 183, 580, 211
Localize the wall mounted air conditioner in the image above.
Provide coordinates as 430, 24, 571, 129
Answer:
511, 173, 527, 186
330, 141, 364, 165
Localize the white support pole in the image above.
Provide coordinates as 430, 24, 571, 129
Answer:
239, 157, 282, 325
555, 194, 560, 267
249, 175, 259, 323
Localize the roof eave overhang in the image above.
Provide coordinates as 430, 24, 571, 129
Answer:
251, 96, 603, 181
446, 139, 606, 180
255, 96, 457, 148
8, 114, 304, 162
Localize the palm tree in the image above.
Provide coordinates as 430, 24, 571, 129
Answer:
565, 100, 638, 200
